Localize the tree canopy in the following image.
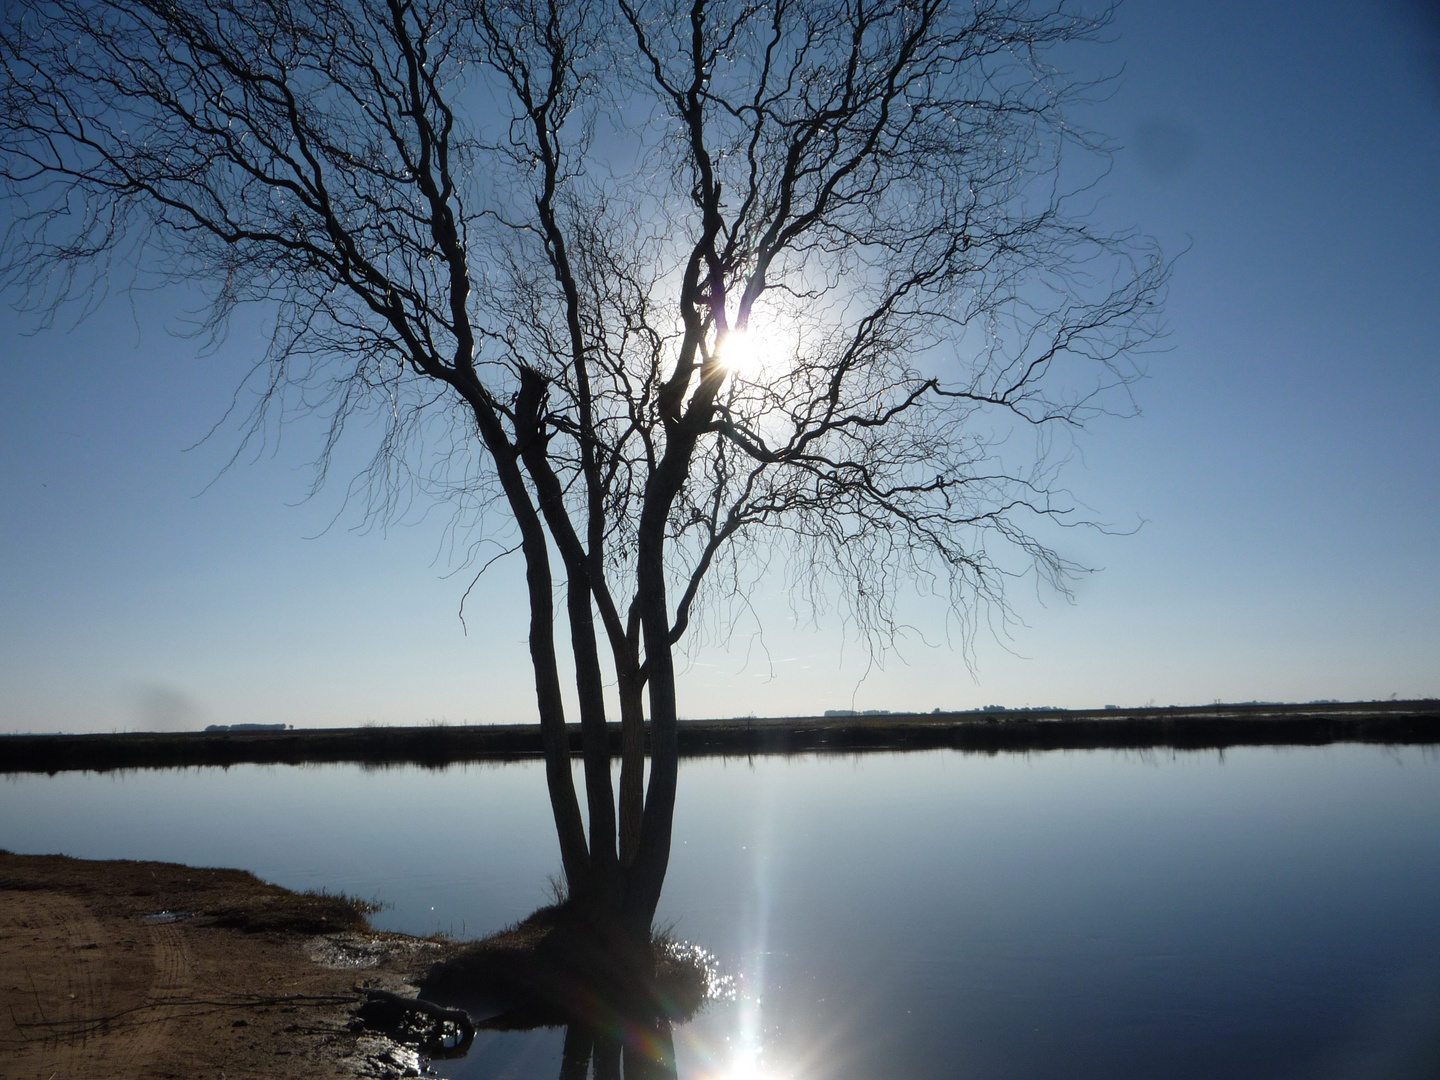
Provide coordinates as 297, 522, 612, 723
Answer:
1, 0, 1165, 927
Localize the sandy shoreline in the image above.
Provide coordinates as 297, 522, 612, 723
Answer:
0, 850, 459, 1080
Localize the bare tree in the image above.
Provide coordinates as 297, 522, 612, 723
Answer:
0, 0, 1164, 945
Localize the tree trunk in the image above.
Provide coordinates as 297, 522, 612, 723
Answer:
565, 576, 621, 904
623, 449, 690, 929
466, 396, 590, 886
513, 373, 617, 902
517, 508, 591, 888
616, 656, 646, 869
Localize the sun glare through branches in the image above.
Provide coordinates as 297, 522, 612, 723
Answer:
717, 327, 783, 384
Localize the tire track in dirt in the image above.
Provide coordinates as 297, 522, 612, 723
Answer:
119, 919, 197, 1077
1, 890, 117, 1078
0, 893, 206, 1079
52, 897, 107, 1068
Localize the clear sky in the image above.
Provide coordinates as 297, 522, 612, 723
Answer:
2, 0, 1437, 733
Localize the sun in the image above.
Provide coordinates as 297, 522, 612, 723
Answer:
717, 327, 774, 382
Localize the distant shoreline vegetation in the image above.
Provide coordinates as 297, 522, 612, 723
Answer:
3, 701, 1437, 775
824, 700, 1355, 717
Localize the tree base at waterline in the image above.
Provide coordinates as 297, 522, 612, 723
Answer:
419, 900, 712, 1031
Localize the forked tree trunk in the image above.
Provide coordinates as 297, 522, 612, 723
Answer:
525, 553, 592, 889
565, 576, 621, 906
622, 453, 688, 930
467, 398, 591, 886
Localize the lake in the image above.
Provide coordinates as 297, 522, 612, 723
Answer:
4, 744, 1439, 1078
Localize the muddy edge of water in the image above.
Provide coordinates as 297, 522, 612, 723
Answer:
0, 850, 459, 1080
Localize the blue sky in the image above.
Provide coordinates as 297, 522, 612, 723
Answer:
2, 0, 1437, 732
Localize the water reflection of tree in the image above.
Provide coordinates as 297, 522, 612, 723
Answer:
558, 1017, 676, 1080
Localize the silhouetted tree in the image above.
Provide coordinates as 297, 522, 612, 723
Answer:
1, 0, 1163, 944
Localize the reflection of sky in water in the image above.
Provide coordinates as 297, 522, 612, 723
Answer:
3, 746, 1440, 1078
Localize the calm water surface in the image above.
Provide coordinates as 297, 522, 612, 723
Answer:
4, 745, 1439, 1079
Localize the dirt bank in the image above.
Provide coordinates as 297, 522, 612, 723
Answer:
0, 850, 457, 1080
